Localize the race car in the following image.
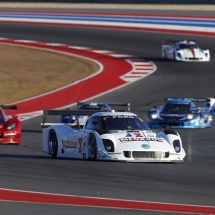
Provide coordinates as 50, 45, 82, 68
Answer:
162, 40, 210, 62
41, 110, 186, 162
147, 98, 215, 129
60, 102, 130, 126
0, 105, 21, 144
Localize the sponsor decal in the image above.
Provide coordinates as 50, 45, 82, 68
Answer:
125, 133, 132, 137
134, 133, 143, 138
79, 138, 82, 153
119, 138, 163, 143
62, 139, 77, 149
141, 144, 150, 149
104, 115, 136, 119
112, 115, 135, 118
147, 134, 155, 138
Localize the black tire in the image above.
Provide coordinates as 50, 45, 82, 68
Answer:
88, 134, 97, 160
49, 130, 58, 158
164, 49, 167, 59
173, 52, 176, 61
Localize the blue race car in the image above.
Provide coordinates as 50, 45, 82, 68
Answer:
60, 102, 130, 125
147, 98, 215, 129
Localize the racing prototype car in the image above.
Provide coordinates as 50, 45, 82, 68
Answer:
147, 98, 215, 129
0, 105, 21, 144
42, 110, 186, 162
60, 102, 130, 125
162, 40, 210, 62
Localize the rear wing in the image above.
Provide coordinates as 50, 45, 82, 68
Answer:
41, 109, 106, 129
77, 102, 131, 111
0, 105, 17, 110
162, 40, 196, 45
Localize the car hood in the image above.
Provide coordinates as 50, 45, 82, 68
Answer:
103, 130, 174, 151
179, 48, 205, 58
159, 112, 187, 120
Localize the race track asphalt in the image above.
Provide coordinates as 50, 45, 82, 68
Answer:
0, 9, 215, 215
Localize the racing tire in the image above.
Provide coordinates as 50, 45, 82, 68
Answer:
164, 50, 167, 59
173, 52, 176, 61
88, 134, 97, 161
49, 130, 58, 158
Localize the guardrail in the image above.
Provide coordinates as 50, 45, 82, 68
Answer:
1, 0, 215, 4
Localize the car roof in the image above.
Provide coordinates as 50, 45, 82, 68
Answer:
91, 112, 136, 117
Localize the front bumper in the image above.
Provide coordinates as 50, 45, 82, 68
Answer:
176, 56, 210, 62
97, 148, 186, 162
0, 131, 21, 144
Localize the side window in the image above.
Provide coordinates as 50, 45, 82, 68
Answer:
85, 116, 102, 130
190, 102, 196, 110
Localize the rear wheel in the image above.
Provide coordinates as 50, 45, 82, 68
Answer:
49, 130, 58, 158
88, 134, 97, 160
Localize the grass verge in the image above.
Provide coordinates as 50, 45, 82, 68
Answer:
0, 44, 98, 104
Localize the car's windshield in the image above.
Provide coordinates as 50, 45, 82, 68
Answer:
163, 103, 190, 113
102, 115, 150, 130
179, 44, 198, 49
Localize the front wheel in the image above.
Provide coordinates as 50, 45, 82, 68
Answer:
88, 134, 97, 160
49, 130, 58, 158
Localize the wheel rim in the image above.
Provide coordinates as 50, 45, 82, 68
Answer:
89, 136, 96, 158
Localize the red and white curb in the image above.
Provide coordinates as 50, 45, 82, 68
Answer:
1, 188, 215, 214
0, 38, 156, 121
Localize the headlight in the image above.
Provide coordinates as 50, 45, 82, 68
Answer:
7, 123, 17, 130
173, 140, 181, 153
102, 139, 114, 152
187, 114, 194, 120
151, 113, 157, 119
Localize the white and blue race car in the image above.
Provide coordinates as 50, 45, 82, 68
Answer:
162, 40, 210, 62
147, 98, 215, 129
41, 110, 186, 162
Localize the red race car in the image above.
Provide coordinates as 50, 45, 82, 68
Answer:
0, 105, 21, 144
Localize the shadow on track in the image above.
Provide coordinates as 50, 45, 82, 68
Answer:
22, 129, 42, 134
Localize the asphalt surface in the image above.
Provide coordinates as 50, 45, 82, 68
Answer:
0, 9, 215, 215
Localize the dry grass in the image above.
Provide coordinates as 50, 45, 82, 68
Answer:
0, 44, 98, 104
